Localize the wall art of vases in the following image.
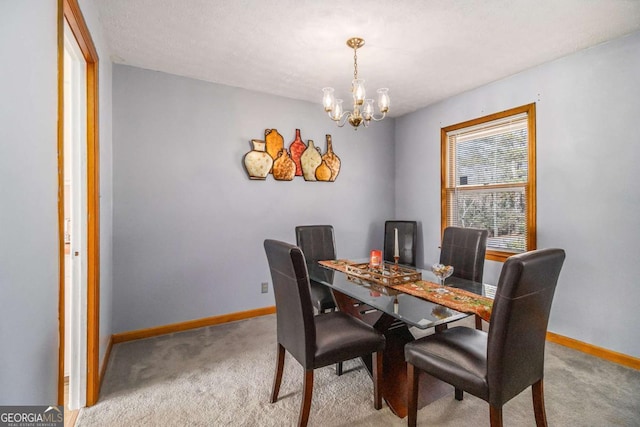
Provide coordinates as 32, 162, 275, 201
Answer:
321, 134, 341, 181
243, 139, 273, 180
265, 129, 284, 173
300, 140, 322, 181
272, 149, 296, 181
289, 129, 306, 176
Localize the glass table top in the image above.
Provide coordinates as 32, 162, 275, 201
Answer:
307, 260, 496, 330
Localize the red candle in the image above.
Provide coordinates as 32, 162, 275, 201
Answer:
370, 250, 382, 268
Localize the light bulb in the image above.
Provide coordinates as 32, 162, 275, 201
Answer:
352, 79, 366, 105
377, 88, 390, 113
322, 87, 335, 112
363, 99, 374, 120
331, 99, 344, 121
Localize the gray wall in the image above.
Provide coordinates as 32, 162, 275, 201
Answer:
0, 1, 59, 404
395, 31, 640, 357
79, 0, 114, 374
0, 1, 113, 404
112, 65, 395, 333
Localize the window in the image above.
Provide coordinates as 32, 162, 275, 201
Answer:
441, 103, 536, 262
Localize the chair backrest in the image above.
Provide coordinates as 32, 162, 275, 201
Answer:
439, 226, 488, 282
295, 225, 336, 262
487, 248, 566, 407
384, 221, 418, 266
264, 239, 316, 369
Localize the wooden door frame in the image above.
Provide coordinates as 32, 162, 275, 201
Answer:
57, 0, 101, 406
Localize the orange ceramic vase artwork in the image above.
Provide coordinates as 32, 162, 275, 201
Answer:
315, 160, 332, 181
243, 129, 340, 182
289, 129, 306, 176
321, 134, 341, 181
272, 149, 296, 181
265, 129, 284, 173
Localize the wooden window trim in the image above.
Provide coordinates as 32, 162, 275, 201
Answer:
441, 103, 536, 262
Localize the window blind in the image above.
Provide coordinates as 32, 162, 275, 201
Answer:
444, 112, 531, 254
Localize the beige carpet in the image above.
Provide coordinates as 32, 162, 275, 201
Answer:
77, 314, 640, 426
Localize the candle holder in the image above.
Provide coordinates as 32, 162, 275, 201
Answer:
393, 256, 400, 271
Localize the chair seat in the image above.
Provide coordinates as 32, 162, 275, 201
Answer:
405, 326, 489, 400
314, 312, 385, 369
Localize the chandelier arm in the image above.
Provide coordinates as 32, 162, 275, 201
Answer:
327, 110, 351, 127
369, 112, 387, 122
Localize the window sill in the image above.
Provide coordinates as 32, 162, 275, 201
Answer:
486, 250, 521, 263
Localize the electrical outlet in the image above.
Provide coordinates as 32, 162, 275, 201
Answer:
261, 282, 268, 293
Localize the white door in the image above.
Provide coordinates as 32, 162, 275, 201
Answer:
64, 20, 88, 411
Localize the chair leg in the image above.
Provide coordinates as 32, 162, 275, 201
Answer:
270, 343, 286, 403
475, 314, 483, 330
298, 369, 314, 427
372, 351, 382, 410
532, 379, 548, 427
455, 388, 463, 401
407, 362, 419, 427
489, 405, 503, 427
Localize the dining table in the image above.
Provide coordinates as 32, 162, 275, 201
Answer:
307, 259, 496, 418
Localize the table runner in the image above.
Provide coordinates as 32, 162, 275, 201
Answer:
318, 259, 352, 273
392, 281, 492, 322
318, 259, 493, 322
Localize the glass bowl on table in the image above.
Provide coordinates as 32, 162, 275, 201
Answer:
431, 264, 454, 293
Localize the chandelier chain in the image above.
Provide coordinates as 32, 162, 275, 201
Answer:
353, 47, 358, 80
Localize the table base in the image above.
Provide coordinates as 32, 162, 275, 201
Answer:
332, 290, 453, 418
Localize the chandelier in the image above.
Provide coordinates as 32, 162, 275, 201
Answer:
322, 37, 390, 129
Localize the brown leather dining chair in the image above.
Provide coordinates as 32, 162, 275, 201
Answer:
264, 239, 386, 427
384, 220, 418, 266
295, 225, 337, 313
439, 226, 488, 282
295, 225, 344, 375
440, 226, 488, 329
404, 248, 566, 427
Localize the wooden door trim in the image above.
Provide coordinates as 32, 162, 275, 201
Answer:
58, 0, 101, 407
57, 0, 64, 406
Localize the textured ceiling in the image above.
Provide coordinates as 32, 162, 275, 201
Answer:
95, 0, 640, 117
